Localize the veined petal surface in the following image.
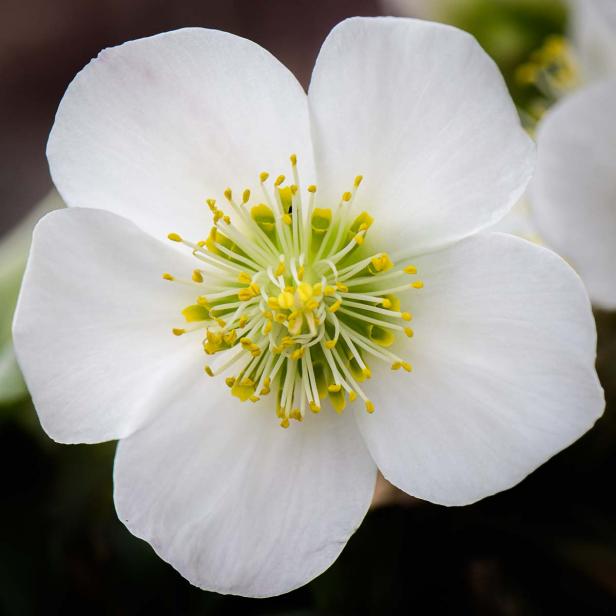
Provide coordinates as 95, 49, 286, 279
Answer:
48, 28, 314, 241
114, 382, 376, 597
355, 233, 604, 506
13, 208, 201, 443
308, 17, 534, 256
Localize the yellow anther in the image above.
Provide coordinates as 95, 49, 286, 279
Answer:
274, 175, 285, 186
313, 282, 322, 296
307, 184, 317, 193
204, 365, 214, 377
412, 280, 424, 289
370, 253, 393, 273
263, 320, 273, 334
192, 270, 203, 283
401, 312, 411, 321
328, 299, 342, 313
278, 291, 295, 310
391, 362, 401, 371
290, 184, 298, 195
172, 328, 186, 336
290, 408, 303, 421
249, 395, 260, 403
225, 376, 236, 388
206, 198, 217, 211
297, 265, 305, 281
381, 298, 391, 309
328, 384, 342, 393
260, 171, 269, 182
182, 304, 209, 322
365, 400, 375, 414
224, 188, 232, 201
216, 318, 226, 328
354, 233, 365, 246
250, 282, 260, 294
354, 175, 363, 187
197, 295, 209, 306
404, 327, 414, 338
336, 282, 348, 292
306, 299, 319, 311
404, 265, 417, 274
213, 210, 224, 223
167, 233, 182, 242
324, 286, 336, 297
342, 191, 352, 202
274, 261, 285, 277
223, 330, 237, 345
282, 213, 292, 225
297, 282, 313, 303
325, 339, 337, 349
242, 189, 250, 204
280, 418, 290, 429
237, 272, 252, 284
290, 153, 297, 166
401, 361, 413, 372
291, 348, 305, 360
274, 313, 286, 324
309, 401, 321, 413
238, 287, 256, 301
348, 391, 357, 402
222, 215, 231, 225
516, 63, 539, 86
362, 367, 372, 379
238, 316, 248, 327
162, 273, 175, 281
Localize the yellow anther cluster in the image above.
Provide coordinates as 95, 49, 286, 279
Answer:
164, 157, 424, 428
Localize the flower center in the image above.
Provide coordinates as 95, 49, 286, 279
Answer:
164, 155, 423, 428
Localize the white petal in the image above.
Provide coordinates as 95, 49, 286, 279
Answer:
114, 382, 376, 597
12, 208, 201, 444
48, 28, 313, 241
356, 233, 604, 506
530, 78, 616, 309
308, 17, 534, 256
571, 0, 616, 82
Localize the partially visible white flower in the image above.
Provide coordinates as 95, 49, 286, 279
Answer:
13, 19, 603, 597
529, 2, 616, 308
531, 79, 616, 309
0, 190, 63, 404
570, 0, 616, 81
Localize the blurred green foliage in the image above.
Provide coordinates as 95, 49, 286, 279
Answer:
431, 0, 568, 111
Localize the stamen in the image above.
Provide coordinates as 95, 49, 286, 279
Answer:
165, 160, 422, 426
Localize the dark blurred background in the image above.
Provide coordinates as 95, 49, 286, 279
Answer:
1, 1, 615, 614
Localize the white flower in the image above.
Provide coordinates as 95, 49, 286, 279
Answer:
570, 0, 616, 82
530, 1, 616, 309
13, 18, 604, 597
531, 78, 616, 309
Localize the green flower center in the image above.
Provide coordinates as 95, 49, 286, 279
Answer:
165, 155, 423, 427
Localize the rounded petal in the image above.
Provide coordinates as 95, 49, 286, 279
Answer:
114, 383, 376, 597
356, 233, 604, 506
308, 17, 534, 256
531, 79, 616, 309
571, 0, 616, 82
12, 208, 201, 444
48, 28, 313, 241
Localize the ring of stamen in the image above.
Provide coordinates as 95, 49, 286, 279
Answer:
165, 155, 423, 427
